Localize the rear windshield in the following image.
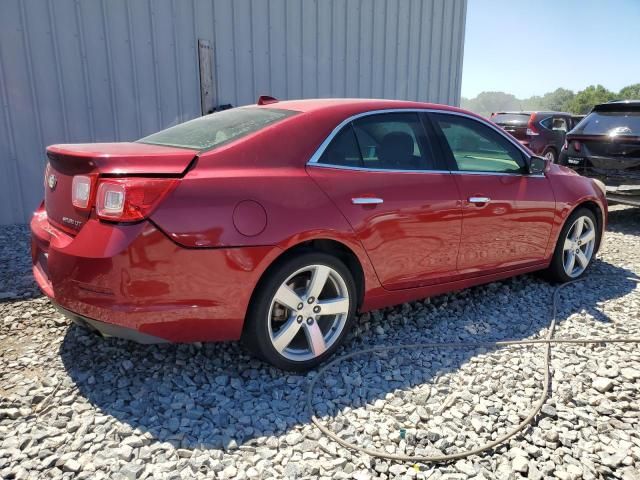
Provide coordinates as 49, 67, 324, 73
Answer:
573, 111, 640, 136
138, 107, 298, 150
491, 113, 530, 125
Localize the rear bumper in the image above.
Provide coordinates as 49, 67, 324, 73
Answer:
558, 154, 640, 202
55, 303, 168, 344
31, 206, 281, 343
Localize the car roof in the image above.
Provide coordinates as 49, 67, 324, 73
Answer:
606, 100, 640, 104
255, 97, 469, 116
593, 100, 640, 112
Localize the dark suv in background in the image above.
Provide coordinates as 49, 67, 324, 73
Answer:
491, 111, 575, 162
559, 100, 640, 207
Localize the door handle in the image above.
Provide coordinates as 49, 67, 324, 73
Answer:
468, 196, 491, 204
351, 197, 384, 205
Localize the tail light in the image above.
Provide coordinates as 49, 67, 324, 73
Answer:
573, 140, 582, 152
562, 140, 568, 151
96, 178, 178, 222
526, 115, 539, 136
72, 175, 97, 210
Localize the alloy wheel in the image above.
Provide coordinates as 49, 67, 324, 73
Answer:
562, 216, 596, 278
267, 264, 350, 362
544, 150, 555, 162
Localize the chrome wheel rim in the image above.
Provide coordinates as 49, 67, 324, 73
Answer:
545, 151, 555, 161
268, 264, 350, 362
562, 216, 596, 278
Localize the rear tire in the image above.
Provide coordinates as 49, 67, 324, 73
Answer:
242, 252, 357, 371
544, 207, 599, 283
542, 147, 557, 163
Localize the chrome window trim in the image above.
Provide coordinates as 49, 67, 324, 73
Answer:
451, 170, 545, 178
308, 163, 451, 174
306, 108, 540, 177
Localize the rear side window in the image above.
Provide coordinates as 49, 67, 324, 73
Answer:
540, 117, 553, 129
432, 113, 526, 173
318, 112, 435, 170
573, 111, 640, 136
318, 125, 363, 168
138, 107, 298, 150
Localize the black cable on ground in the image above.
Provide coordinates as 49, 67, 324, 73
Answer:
307, 277, 640, 463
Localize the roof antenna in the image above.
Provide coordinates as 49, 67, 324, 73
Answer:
257, 95, 279, 105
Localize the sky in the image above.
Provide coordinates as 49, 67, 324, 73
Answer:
461, 0, 640, 99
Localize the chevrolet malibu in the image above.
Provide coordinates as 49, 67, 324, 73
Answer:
32, 98, 607, 370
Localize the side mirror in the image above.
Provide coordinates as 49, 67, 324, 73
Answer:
527, 155, 548, 175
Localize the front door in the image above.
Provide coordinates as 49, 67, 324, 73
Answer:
307, 112, 462, 290
428, 112, 556, 275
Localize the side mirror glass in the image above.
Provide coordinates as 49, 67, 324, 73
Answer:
528, 155, 548, 174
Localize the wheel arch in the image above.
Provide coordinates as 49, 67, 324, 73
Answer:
567, 199, 605, 253
243, 238, 367, 336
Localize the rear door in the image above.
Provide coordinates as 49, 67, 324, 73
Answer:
428, 112, 556, 275
307, 111, 462, 290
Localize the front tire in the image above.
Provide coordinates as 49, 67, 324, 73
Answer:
544, 207, 599, 282
242, 252, 357, 371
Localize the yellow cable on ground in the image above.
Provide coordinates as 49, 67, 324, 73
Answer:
307, 277, 640, 463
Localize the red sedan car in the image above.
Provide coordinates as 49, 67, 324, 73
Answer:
32, 98, 607, 370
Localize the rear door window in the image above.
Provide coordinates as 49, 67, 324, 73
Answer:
138, 107, 298, 151
318, 112, 437, 171
351, 113, 434, 170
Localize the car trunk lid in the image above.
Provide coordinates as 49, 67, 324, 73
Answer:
44, 142, 196, 234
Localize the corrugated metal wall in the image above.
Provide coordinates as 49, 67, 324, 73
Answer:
0, 0, 467, 224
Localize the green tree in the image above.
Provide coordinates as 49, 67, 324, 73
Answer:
618, 83, 640, 100
461, 91, 522, 118
567, 85, 615, 114
539, 88, 575, 112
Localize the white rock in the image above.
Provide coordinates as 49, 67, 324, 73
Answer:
593, 377, 614, 393
512, 456, 529, 473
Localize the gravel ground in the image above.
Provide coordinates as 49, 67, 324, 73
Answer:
1, 205, 639, 480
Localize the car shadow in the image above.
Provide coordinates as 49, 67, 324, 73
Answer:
605, 205, 638, 235
0, 225, 42, 303
58, 256, 639, 452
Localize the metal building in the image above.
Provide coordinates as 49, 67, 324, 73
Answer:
0, 0, 467, 224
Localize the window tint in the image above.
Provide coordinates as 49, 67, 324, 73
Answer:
138, 107, 298, 150
352, 113, 433, 170
318, 125, 363, 167
432, 114, 526, 173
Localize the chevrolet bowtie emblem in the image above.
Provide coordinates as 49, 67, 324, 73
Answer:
47, 174, 57, 190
